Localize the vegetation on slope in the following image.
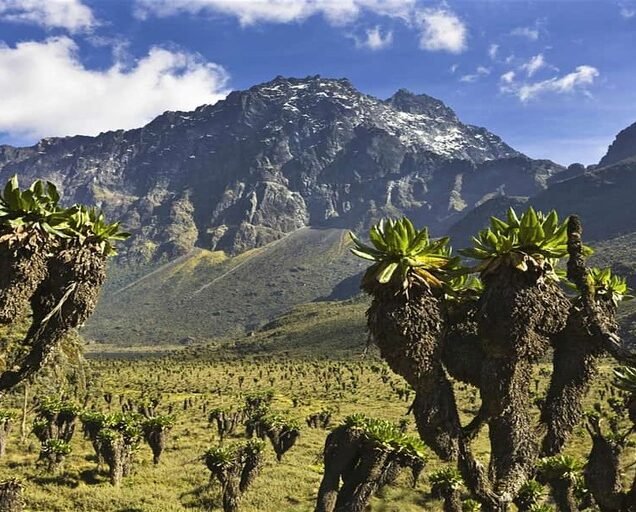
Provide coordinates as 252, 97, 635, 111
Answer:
87, 228, 363, 345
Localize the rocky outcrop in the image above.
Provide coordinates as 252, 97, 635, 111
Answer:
598, 121, 636, 167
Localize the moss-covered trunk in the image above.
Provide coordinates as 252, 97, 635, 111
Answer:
0, 234, 48, 324
0, 246, 106, 392
583, 419, 626, 512
101, 436, 125, 486
0, 419, 11, 457
548, 480, 578, 512
367, 285, 461, 460
333, 444, 389, 512
474, 264, 569, 504
315, 427, 362, 512
541, 304, 615, 456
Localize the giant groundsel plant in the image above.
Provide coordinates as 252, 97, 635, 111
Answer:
350, 217, 459, 292
336, 208, 636, 511
0, 175, 128, 392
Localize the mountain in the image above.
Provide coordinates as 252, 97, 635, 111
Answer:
449, 132, 636, 248
598, 121, 636, 167
0, 75, 575, 344
0, 75, 563, 263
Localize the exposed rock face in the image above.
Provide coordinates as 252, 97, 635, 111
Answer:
0, 75, 564, 261
598, 121, 636, 167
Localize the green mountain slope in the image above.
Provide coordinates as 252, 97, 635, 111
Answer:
86, 227, 364, 345
182, 298, 370, 359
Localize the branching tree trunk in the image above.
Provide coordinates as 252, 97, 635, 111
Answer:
142, 417, 174, 465
367, 284, 462, 461
205, 440, 264, 512
0, 177, 127, 398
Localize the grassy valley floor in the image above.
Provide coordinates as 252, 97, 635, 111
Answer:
0, 349, 633, 511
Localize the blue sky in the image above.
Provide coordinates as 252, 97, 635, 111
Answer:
0, 0, 634, 165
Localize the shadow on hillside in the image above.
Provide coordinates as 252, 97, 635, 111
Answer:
78, 468, 103, 485
180, 483, 219, 511
31, 473, 80, 488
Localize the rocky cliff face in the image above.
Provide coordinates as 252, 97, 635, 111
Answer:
598, 121, 636, 167
0, 75, 564, 261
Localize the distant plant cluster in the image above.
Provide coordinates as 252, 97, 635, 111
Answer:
347, 207, 636, 510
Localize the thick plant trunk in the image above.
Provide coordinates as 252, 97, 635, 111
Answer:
480, 358, 537, 501
315, 428, 362, 512
102, 437, 125, 486
549, 480, 578, 512
367, 285, 461, 460
442, 302, 483, 387
207, 444, 263, 512
266, 427, 299, 461
541, 303, 615, 456
144, 427, 168, 465
474, 264, 569, 505
334, 444, 389, 512
376, 456, 402, 489
584, 419, 625, 512
222, 476, 241, 512
0, 236, 48, 324
442, 491, 462, 512
0, 247, 106, 392
412, 367, 462, 461
238, 451, 262, 493
0, 419, 11, 456
0, 479, 22, 512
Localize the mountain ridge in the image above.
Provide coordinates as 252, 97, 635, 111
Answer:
0, 74, 563, 263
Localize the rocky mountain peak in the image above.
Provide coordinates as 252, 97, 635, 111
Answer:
386, 88, 458, 121
598, 121, 636, 167
0, 75, 562, 261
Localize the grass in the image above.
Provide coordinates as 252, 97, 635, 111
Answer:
0, 336, 634, 510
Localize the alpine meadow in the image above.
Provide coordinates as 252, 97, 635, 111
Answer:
0, 1, 636, 512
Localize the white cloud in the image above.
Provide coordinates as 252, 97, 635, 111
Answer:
620, 5, 636, 18
0, 0, 95, 32
488, 43, 499, 60
354, 25, 393, 50
500, 70, 515, 84
510, 26, 539, 40
460, 65, 490, 83
135, 1, 470, 53
0, 37, 229, 141
521, 53, 546, 77
500, 65, 599, 102
415, 8, 467, 53
134, 0, 415, 26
